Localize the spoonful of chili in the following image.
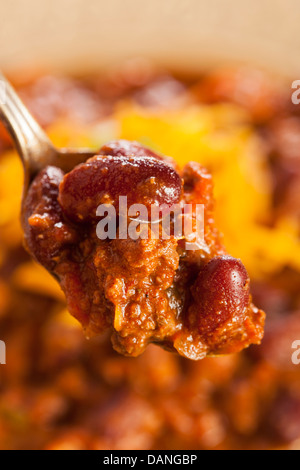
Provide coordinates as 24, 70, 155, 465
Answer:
0, 71, 265, 360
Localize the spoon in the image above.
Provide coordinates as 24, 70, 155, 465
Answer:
0, 71, 97, 199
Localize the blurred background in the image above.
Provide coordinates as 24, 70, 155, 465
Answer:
0, 0, 300, 451
1, 0, 300, 77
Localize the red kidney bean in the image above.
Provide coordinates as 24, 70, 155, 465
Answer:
58, 154, 182, 223
23, 166, 78, 271
192, 256, 250, 334
99, 140, 161, 159
99, 139, 177, 167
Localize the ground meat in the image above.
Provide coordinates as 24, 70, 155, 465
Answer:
23, 140, 265, 358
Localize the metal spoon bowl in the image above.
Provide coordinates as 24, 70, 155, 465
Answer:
0, 71, 97, 199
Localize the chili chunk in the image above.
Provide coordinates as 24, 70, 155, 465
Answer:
23, 140, 265, 359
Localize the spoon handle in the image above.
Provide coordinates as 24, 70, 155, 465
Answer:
0, 71, 57, 182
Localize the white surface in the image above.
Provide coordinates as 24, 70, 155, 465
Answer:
0, 0, 299, 76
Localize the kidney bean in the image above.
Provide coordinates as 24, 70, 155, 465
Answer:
58, 154, 182, 223
99, 139, 177, 168
191, 256, 250, 334
23, 166, 78, 271
99, 140, 161, 159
